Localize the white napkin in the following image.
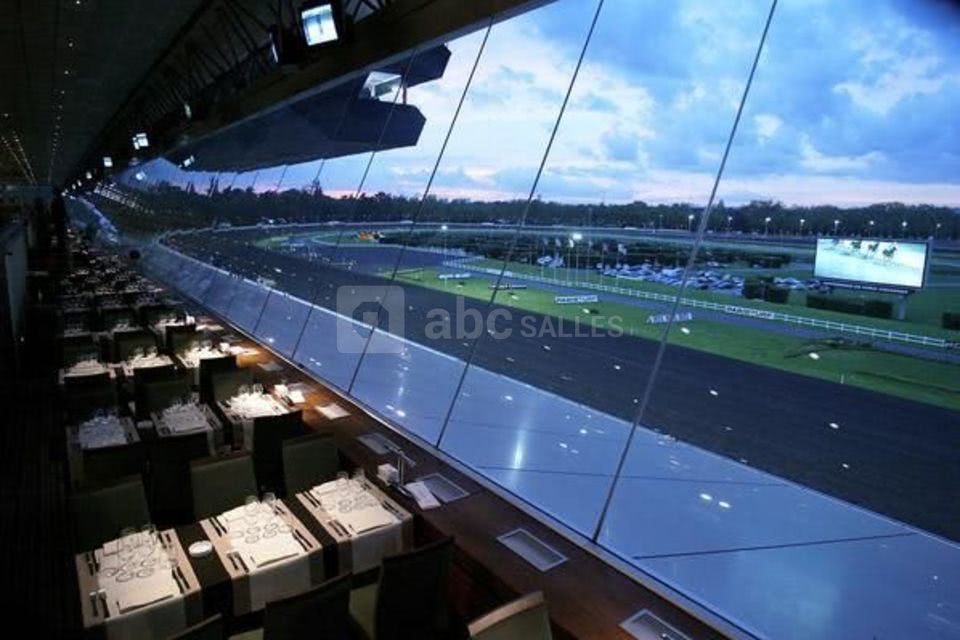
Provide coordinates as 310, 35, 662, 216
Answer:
221, 505, 249, 524
315, 403, 350, 420
243, 534, 301, 568
115, 570, 176, 613
339, 505, 395, 535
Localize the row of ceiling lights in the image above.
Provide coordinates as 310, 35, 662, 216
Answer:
48, 0, 85, 183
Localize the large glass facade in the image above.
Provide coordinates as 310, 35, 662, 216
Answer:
79, 1, 960, 638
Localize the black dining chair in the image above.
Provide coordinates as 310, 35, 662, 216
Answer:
252, 410, 306, 495
82, 439, 145, 487
233, 573, 353, 640
209, 367, 253, 404
150, 431, 212, 526
167, 614, 224, 640
71, 476, 151, 551
135, 370, 191, 420
282, 432, 341, 495
113, 329, 158, 362
349, 536, 456, 640
190, 452, 258, 521
61, 335, 98, 367
64, 386, 119, 423
101, 307, 138, 332
167, 324, 198, 355
198, 355, 237, 403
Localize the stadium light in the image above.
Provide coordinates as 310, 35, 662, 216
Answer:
132, 132, 149, 150
571, 232, 583, 242
300, 1, 344, 47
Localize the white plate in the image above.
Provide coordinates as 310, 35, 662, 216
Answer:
188, 540, 213, 558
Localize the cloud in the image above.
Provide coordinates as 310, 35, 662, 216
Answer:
600, 128, 640, 162
799, 135, 885, 173
753, 114, 783, 143
834, 54, 953, 115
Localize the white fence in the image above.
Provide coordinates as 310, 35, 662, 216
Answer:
446, 259, 952, 349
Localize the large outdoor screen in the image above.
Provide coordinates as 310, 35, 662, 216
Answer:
814, 238, 929, 289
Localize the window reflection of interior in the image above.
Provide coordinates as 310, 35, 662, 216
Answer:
88, 1, 960, 639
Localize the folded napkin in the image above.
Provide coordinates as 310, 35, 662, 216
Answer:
315, 403, 350, 420
339, 505, 395, 535
221, 505, 249, 524
243, 534, 301, 568
309, 480, 342, 504
115, 570, 176, 613
165, 408, 207, 433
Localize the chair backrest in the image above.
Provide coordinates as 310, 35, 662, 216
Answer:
166, 614, 223, 640
262, 573, 352, 640
61, 335, 98, 367
150, 431, 212, 524
252, 410, 305, 494
167, 324, 198, 354
190, 453, 258, 520
140, 304, 176, 327
64, 384, 119, 423
374, 536, 455, 640
468, 592, 552, 640
102, 307, 137, 332
72, 476, 151, 551
82, 441, 145, 487
210, 367, 253, 404
63, 369, 112, 393
136, 371, 191, 420
282, 433, 340, 495
198, 355, 238, 403
113, 329, 158, 362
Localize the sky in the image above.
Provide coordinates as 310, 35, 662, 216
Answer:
136, 0, 960, 208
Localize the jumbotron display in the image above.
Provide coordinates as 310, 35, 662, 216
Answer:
814, 238, 929, 289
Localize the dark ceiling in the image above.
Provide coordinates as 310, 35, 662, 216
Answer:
0, 0, 204, 187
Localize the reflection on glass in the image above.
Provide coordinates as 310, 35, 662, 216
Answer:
80, 1, 960, 638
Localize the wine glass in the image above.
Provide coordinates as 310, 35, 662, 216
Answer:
335, 471, 350, 497
252, 383, 263, 396
244, 495, 260, 532
262, 492, 277, 516
118, 527, 137, 570
140, 524, 158, 565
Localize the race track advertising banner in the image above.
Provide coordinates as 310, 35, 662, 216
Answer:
814, 238, 928, 289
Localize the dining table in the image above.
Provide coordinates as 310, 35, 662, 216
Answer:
74, 490, 411, 639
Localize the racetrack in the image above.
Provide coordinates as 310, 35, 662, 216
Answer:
170, 231, 960, 541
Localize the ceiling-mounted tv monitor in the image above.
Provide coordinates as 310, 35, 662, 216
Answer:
814, 237, 929, 290
301, 2, 340, 46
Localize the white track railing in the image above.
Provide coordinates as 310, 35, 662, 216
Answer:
443, 259, 952, 349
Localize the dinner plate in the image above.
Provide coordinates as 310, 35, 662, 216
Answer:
188, 540, 213, 558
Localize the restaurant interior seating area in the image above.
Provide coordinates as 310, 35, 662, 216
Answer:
0, 201, 719, 639
4, 0, 959, 638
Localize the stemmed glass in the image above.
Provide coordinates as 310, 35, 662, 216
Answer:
262, 492, 277, 515
118, 527, 137, 578
139, 524, 158, 569
244, 495, 260, 530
